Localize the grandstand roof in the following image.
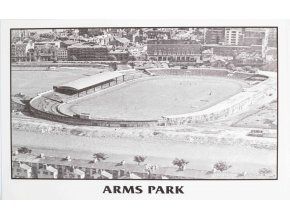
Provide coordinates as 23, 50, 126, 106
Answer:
56, 71, 124, 91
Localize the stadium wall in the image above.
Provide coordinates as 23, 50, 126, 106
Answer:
28, 68, 275, 127
29, 102, 158, 127
29, 80, 159, 127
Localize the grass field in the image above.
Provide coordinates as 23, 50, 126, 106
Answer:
11, 67, 108, 97
61, 76, 247, 120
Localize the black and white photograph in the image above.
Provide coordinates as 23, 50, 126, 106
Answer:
10, 27, 278, 180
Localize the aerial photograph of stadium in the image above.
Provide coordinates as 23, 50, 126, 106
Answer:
11, 27, 278, 179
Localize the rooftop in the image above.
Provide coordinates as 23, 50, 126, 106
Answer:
68, 43, 107, 49
20, 163, 31, 171
74, 168, 85, 176
114, 37, 130, 44
55, 71, 125, 91
12, 153, 147, 174
46, 166, 58, 173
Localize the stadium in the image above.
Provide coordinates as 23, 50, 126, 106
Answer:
29, 68, 275, 127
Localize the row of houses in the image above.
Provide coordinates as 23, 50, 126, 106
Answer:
12, 152, 232, 180
146, 39, 273, 67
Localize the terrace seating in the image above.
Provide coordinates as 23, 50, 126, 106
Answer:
147, 68, 229, 77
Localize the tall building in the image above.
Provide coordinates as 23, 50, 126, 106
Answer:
204, 28, 225, 44
225, 28, 243, 45
11, 42, 27, 62
268, 28, 277, 48
243, 28, 266, 46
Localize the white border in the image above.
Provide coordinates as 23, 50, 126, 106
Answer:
1, 20, 289, 199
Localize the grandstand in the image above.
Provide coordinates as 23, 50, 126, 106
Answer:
53, 71, 125, 96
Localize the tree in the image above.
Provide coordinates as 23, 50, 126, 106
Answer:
213, 161, 232, 172
93, 153, 108, 162
258, 168, 272, 176
18, 147, 32, 154
172, 158, 189, 171
133, 155, 147, 165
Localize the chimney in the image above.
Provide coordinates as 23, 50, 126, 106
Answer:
120, 160, 125, 165
66, 156, 71, 161
40, 153, 45, 158
93, 158, 98, 163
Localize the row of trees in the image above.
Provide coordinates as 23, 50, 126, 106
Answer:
93, 153, 147, 166
93, 153, 233, 172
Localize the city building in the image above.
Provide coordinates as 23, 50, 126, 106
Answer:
11, 42, 27, 62
78, 28, 88, 36
57, 48, 68, 61
63, 167, 85, 179
67, 43, 109, 61
110, 37, 131, 47
146, 29, 171, 40
268, 28, 277, 48
204, 28, 225, 44
243, 28, 266, 46
147, 39, 202, 62
38, 164, 58, 179
34, 43, 58, 61
225, 28, 243, 45
12, 161, 32, 178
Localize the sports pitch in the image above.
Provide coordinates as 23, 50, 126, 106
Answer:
61, 76, 247, 120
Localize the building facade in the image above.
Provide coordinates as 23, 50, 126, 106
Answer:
243, 28, 266, 46
12, 161, 32, 178
205, 28, 225, 44
225, 28, 243, 45
38, 165, 58, 179
147, 40, 202, 62
67, 44, 109, 61
57, 48, 68, 61
11, 43, 27, 62
146, 30, 171, 40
